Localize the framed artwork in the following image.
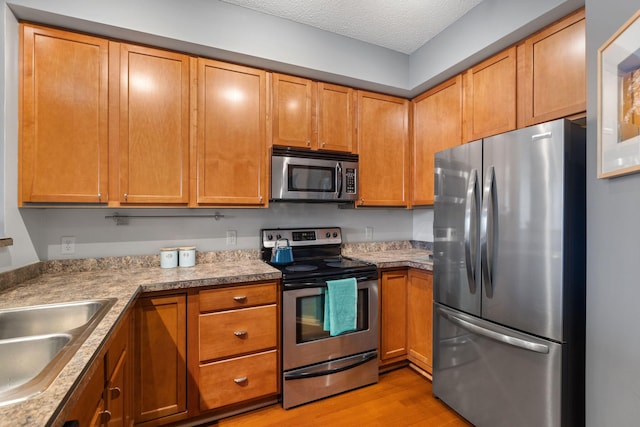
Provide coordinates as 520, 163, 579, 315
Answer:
598, 9, 640, 178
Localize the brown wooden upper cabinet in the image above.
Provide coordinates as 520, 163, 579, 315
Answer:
357, 91, 409, 207
111, 43, 192, 205
195, 59, 268, 206
412, 75, 463, 206
272, 73, 356, 153
317, 82, 357, 153
272, 73, 315, 149
20, 24, 109, 205
463, 46, 517, 143
517, 8, 586, 127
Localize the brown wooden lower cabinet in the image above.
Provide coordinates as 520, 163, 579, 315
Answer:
407, 269, 433, 374
65, 310, 132, 426
379, 270, 408, 367
379, 268, 433, 375
133, 293, 188, 425
197, 282, 280, 414
127, 282, 279, 426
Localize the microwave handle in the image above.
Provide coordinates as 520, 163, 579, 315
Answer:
336, 163, 343, 198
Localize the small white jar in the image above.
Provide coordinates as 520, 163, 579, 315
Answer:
160, 247, 178, 268
178, 246, 196, 267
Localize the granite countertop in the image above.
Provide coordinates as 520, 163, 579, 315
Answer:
0, 259, 280, 427
347, 248, 433, 271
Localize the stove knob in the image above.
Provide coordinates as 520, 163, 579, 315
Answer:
333, 232, 338, 238
267, 234, 273, 241
325, 232, 331, 238
276, 234, 282, 240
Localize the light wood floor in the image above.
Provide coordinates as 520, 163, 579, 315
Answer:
214, 368, 472, 426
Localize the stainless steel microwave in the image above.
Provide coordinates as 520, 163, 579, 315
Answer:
271, 147, 358, 202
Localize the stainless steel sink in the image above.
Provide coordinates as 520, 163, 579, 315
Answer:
0, 298, 116, 406
0, 300, 111, 339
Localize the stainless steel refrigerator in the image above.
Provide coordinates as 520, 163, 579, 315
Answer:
432, 119, 585, 427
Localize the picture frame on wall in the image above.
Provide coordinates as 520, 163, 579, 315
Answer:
598, 9, 640, 178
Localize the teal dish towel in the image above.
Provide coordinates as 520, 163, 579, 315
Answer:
323, 277, 358, 336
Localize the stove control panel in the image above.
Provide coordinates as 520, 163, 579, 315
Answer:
262, 227, 342, 248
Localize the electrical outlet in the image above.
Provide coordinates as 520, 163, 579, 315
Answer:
226, 230, 237, 246
365, 227, 373, 241
61, 236, 76, 254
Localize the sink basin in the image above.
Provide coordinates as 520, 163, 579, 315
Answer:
0, 300, 111, 339
0, 298, 116, 406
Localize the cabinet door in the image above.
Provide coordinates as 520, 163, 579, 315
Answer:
134, 294, 188, 424
518, 8, 585, 127
20, 24, 108, 204
66, 355, 106, 426
196, 59, 267, 206
357, 91, 409, 207
115, 43, 191, 204
105, 312, 130, 427
407, 269, 433, 374
272, 73, 316, 149
463, 47, 517, 142
380, 270, 408, 364
318, 83, 356, 153
412, 75, 463, 206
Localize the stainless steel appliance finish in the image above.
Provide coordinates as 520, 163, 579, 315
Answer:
433, 119, 586, 427
261, 227, 379, 409
271, 147, 358, 202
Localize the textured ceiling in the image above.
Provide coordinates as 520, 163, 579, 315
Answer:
220, 0, 483, 54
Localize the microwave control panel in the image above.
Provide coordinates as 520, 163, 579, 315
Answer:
345, 169, 356, 194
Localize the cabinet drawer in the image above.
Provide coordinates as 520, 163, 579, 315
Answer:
199, 350, 277, 410
199, 282, 277, 312
200, 305, 277, 361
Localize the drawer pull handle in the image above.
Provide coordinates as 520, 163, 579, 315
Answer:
234, 376, 248, 385
109, 386, 121, 399
233, 295, 247, 302
234, 330, 248, 337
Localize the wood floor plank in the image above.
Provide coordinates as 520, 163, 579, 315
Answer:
212, 368, 471, 426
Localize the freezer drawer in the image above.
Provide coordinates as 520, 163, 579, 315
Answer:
433, 304, 563, 427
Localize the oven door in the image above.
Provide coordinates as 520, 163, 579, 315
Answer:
282, 278, 378, 371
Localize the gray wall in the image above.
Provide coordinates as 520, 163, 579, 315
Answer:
585, 1, 640, 425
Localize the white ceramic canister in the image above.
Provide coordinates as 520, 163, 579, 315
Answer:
160, 247, 178, 268
178, 246, 196, 267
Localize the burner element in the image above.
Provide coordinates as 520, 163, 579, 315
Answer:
285, 265, 319, 272
326, 262, 347, 268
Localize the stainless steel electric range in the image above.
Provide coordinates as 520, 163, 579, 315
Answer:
260, 227, 379, 409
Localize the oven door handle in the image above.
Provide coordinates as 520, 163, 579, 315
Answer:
290, 276, 375, 288
284, 351, 377, 381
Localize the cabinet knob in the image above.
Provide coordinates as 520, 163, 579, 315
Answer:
123, 193, 128, 201
233, 295, 247, 302
322, 142, 326, 148
306, 140, 311, 147
234, 330, 248, 338
97, 193, 102, 201
234, 376, 248, 385
99, 410, 112, 424
109, 386, 121, 399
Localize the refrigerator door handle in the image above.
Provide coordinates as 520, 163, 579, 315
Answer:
436, 307, 549, 354
480, 166, 497, 297
464, 168, 480, 294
